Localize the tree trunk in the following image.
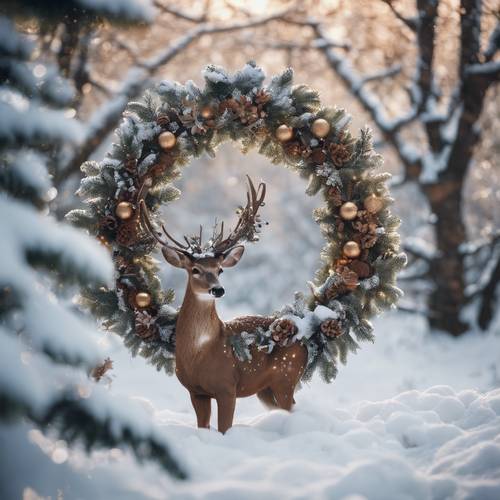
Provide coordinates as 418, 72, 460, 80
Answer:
424, 180, 468, 336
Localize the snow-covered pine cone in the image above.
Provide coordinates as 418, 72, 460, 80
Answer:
325, 266, 359, 300
135, 311, 160, 342
271, 318, 297, 346
320, 318, 344, 338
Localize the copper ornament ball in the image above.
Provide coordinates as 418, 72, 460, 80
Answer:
311, 118, 331, 138
364, 194, 384, 214
200, 106, 215, 119
275, 124, 294, 142
343, 240, 361, 258
115, 201, 134, 220
135, 292, 152, 308
340, 202, 358, 220
158, 131, 176, 150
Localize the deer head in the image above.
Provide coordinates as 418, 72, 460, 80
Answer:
140, 176, 266, 299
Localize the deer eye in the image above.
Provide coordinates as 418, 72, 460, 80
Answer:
192, 267, 201, 275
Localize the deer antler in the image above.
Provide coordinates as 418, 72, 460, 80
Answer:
139, 199, 191, 254
139, 175, 266, 257
211, 175, 266, 255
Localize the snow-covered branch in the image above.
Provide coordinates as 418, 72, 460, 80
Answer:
56, 9, 293, 184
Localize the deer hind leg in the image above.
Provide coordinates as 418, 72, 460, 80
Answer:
257, 387, 279, 410
270, 383, 296, 411
215, 391, 236, 434
190, 393, 211, 429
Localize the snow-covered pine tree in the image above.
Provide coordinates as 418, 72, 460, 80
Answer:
0, 3, 185, 480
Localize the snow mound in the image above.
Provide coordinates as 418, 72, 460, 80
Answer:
6, 386, 499, 499
151, 386, 500, 499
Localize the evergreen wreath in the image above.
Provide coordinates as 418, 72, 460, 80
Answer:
68, 62, 407, 383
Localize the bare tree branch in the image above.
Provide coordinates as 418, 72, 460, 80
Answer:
306, 22, 422, 176
153, 0, 209, 23
483, 21, 500, 62
380, 0, 419, 31
55, 10, 292, 184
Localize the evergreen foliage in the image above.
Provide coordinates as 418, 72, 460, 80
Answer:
0, 11, 184, 478
70, 62, 406, 383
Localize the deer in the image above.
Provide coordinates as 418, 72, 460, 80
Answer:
140, 176, 307, 433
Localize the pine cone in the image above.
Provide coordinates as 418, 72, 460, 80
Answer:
254, 89, 271, 105
320, 319, 344, 338
327, 187, 343, 206
91, 357, 113, 382
99, 214, 118, 231
156, 114, 170, 128
284, 141, 303, 158
337, 266, 359, 290
271, 318, 297, 346
348, 259, 372, 279
116, 219, 139, 247
135, 310, 160, 342
328, 143, 351, 167
310, 148, 327, 164
125, 158, 137, 174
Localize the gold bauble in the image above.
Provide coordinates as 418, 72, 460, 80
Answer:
340, 202, 358, 221
311, 118, 331, 138
115, 201, 134, 220
200, 106, 215, 119
343, 241, 361, 258
135, 292, 152, 308
364, 194, 384, 213
158, 131, 176, 150
275, 124, 294, 142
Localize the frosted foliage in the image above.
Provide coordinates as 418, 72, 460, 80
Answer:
0, 195, 113, 366
10, 151, 51, 197
0, 100, 83, 146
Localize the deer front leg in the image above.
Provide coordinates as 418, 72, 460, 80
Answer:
215, 391, 236, 434
190, 393, 211, 429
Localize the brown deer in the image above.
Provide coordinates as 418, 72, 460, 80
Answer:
140, 177, 307, 433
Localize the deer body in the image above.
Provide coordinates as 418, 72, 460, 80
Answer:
140, 177, 306, 433
173, 259, 307, 433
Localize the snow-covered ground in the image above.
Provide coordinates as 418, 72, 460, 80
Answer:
2, 311, 499, 500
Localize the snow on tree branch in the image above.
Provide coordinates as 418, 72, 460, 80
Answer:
56, 8, 294, 184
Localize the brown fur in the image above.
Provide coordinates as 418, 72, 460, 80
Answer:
173, 255, 307, 433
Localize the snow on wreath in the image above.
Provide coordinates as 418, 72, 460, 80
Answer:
68, 61, 407, 384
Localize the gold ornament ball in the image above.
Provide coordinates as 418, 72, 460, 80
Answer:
340, 202, 358, 221
364, 194, 384, 213
158, 131, 176, 150
343, 241, 361, 258
115, 201, 134, 220
200, 106, 215, 119
135, 292, 152, 308
311, 118, 331, 138
275, 124, 293, 142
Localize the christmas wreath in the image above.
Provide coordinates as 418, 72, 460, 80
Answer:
68, 62, 406, 382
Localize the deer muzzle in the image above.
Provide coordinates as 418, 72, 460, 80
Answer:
210, 286, 225, 298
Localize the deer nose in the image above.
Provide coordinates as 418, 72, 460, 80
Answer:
210, 286, 225, 298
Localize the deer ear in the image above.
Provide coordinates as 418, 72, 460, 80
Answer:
220, 245, 245, 268
161, 246, 190, 269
